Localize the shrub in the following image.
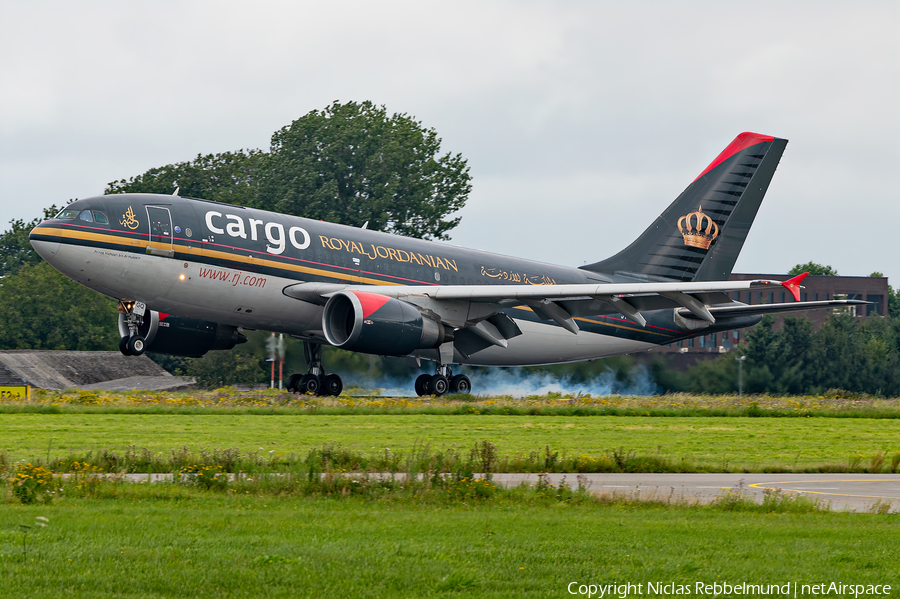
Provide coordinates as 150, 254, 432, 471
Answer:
9, 463, 55, 504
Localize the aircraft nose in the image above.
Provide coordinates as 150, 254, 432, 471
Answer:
30, 224, 61, 259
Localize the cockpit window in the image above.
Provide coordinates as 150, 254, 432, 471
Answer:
56, 208, 80, 220
92, 211, 109, 224
79, 210, 94, 223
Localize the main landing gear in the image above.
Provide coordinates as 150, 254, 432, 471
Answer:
414, 364, 471, 397
118, 300, 147, 357
286, 342, 343, 396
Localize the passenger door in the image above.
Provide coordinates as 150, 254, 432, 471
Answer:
146, 205, 174, 257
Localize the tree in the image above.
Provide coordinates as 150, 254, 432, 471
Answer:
0, 205, 65, 277
788, 262, 838, 276
0, 262, 119, 351
889, 284, 900, 319
657, 311, 900, 396
106, 150, 263, 206
257, 101, 471, 240
106, 102, 472, 240
742, 316, 813, 394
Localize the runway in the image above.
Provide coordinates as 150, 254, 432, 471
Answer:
491, 473, 900, 511
105, 472, 900, 511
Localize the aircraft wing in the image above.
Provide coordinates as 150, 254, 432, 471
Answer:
337, 279, 780, 302
284, 276, 805, 331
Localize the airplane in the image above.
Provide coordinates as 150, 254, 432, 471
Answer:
29, 132, 865, 396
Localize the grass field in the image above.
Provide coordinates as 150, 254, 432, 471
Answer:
3, 393, 899, 597
3, 412, 900, 472
1, 490, 898, 598
5, 388, 900, 418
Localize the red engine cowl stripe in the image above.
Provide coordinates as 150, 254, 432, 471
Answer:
350, 291, 392, 319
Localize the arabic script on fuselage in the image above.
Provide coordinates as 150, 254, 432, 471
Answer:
120, 206, 140, 230
480, 266, 556, 285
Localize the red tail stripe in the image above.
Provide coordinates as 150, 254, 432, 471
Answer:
693, 132, 775, 182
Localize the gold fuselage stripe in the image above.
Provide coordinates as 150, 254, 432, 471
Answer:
33, 224, 403, 287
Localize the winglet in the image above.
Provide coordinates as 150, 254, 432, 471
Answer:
781, 272, 809, 302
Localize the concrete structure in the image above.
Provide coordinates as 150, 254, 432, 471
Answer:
0, 350, 194, 391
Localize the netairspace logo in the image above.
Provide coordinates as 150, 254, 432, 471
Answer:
566, 581, 893, 598
346, 365, 659, 397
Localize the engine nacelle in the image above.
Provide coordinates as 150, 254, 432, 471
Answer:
118, 311, 247, 357
322, 291, 447, 356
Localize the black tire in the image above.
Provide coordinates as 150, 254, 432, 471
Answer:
450, 374, 472, 394
323, 374, 343, 396
414, 374, 431, 396
286, 373, 302, 393
119, 337, 133, 356
300, 374, 320, 395
429, 374, 449, 396
127, 335, 145, 356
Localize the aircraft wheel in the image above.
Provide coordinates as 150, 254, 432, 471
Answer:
323, 374, 343, 396
286, 373, 302, 393
429, 374, 449, 396
449, 374, 471, 394
119, 337, 133, 356
126, 335, 146, 356
299, 374, 320, 395
414, 374, 431, 396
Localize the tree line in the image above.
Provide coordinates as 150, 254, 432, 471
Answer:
654, 311, 900, 396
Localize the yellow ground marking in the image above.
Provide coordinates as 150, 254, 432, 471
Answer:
748, 479, 900, 501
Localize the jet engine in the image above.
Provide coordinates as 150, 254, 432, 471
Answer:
118, 311, 247, 357
322, 291, 447, 356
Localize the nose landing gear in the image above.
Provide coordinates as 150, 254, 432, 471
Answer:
286, 342, 343, 396
118, 300, 148, 356
119, 334, 146, 356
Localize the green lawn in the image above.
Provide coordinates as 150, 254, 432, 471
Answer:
3, 413, 899, 471
1, 494, 897, 598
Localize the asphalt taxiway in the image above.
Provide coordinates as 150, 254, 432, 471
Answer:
109, 472, 900, 511
491, 473, 900, 511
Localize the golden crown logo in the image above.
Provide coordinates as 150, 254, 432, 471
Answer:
677, 206, 719, 250
120, 206, 140, 230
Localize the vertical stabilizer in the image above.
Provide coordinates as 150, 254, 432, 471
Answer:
581, 132, 788, 281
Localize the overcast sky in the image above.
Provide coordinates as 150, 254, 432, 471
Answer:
1, 1, 898, 284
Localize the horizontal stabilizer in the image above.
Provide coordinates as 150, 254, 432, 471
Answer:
676, 299, 869, 320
